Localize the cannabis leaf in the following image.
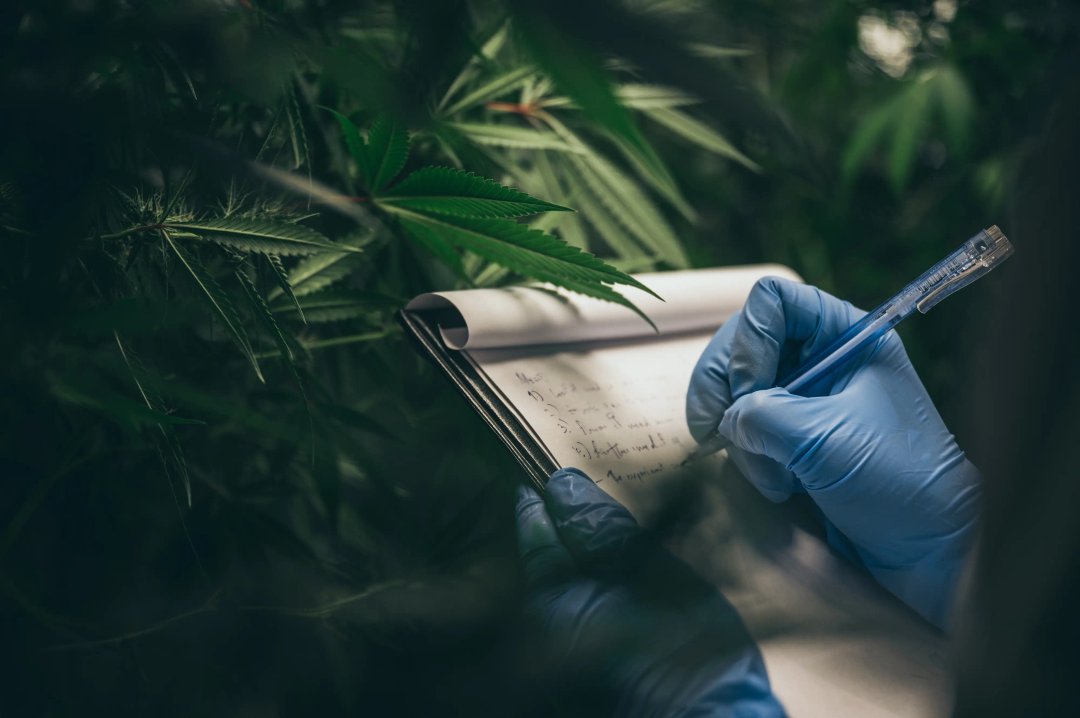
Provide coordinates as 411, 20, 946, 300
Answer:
267, 232, 374, 301
327, 108, 370, 181
272, 290, 397, 323
513, 9, 674, 206
166, 218, 355, 257
441, 65, 535, 117
842, 64, 974, 193
161, 230, 265, 382
446, 122, 582, 153
388, 209, 659, 299
266, 253, 305, 322
642, 106, 760, 172
326, 111, 410, 192
377, 167, 572, 218
317, 114, 663, 318
234, 260, 301, 362
366, 116, 410, 191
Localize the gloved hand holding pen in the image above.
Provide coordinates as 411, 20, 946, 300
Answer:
686, 277, 981, 628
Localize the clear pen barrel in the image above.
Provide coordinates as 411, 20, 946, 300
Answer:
781, 226, 1013, 393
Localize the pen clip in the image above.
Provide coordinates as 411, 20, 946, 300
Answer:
916, 226, 1014, 313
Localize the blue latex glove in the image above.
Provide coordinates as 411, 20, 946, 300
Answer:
516, 467, 785, 717
686, 277, 980, 629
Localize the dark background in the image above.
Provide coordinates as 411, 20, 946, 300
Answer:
1, 1, 1077, 715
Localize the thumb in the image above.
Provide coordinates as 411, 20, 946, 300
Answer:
545, 467, 648, 574
718, 387, 837, 474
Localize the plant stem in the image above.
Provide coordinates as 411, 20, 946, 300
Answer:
96, 224, 162, 241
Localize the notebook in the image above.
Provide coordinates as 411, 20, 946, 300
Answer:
400, 266, 952, 717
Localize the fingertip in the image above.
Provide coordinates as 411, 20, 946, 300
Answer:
686, 319, 739, 442
516, 482, 540, 504
515, 484, 546, 526
546, 467, 608, 512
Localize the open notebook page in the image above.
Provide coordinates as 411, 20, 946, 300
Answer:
406, 267, 950, 717
469, 331, 724, 521
406, 266, 799, 521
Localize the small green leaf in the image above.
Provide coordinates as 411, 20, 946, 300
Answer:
609, 131, 697, 222
437, 21, 512, 113
446, 122, 583, 152
166, 218, 356, 257
325, 107, 371, 180
285, 83, 310, 171
527, 151, 588, 244
266, 254, 305, 322
378, 166, 571, 218
272, 290, 397, 324
515, 12, 674, 207
643, 107, 760, 171
367, 115, 410, 191
162, 230, 264, 382
687, 43, 753, 60
269, 232, 373, 301
841, 102, 894, 184
540, 112, 688, 266
442, 65, 535, 117
569, 152, 688, 267
571, 167, 652, 261
234, 261, 301, 362
394, 209, 659, 300
543, 83, 698, 110
397, 214, 467, 276
889, 77, 933, 193
545, 277, 657, 331
933, 65, 975, 157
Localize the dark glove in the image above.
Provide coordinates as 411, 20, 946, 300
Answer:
517, 467, 785, 717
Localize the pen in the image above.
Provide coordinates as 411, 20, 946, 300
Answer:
683, 226, 1014, 464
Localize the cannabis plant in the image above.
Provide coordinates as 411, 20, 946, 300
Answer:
1, 1, 764, 713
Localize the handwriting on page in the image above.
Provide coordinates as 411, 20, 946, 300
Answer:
513, 370, 686, 486
471, 332, 723, 518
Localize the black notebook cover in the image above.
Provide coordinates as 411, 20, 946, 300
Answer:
398, 309, 557, 490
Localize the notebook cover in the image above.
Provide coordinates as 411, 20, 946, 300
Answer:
398, 309, 557, 490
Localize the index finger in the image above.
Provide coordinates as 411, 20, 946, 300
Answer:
728, 277, 864, 399
686, 316, 741, 443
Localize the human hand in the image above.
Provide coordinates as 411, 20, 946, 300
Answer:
686, 277, 980, 628
516, 467, 784, 717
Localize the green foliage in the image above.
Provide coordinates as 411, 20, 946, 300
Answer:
379, 167, 572, 218
162, 231, 266, 382
273, 233, 375, 300
166, 217, 353, 256
3, 0, 1068, 713
842, 65, 976, 193
272, 290, 398, 324
365, 116, 411, 192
